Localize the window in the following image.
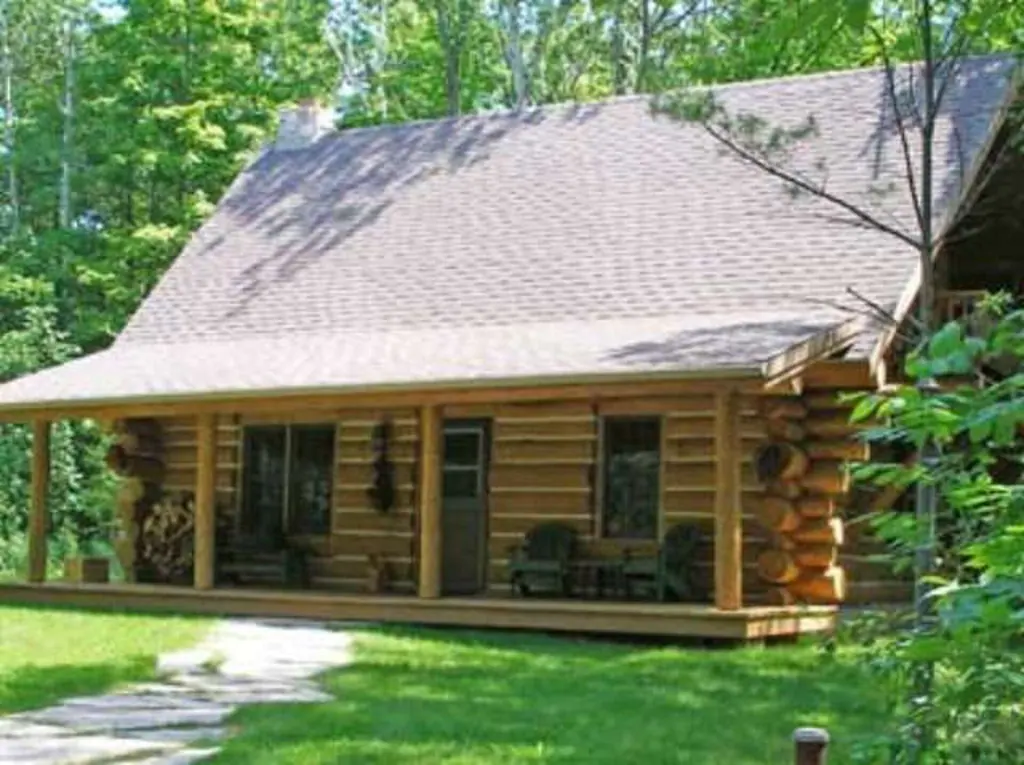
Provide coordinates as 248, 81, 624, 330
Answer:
601, 417, 660, 539
241, 424, 335, 539
442, 426, 485, 500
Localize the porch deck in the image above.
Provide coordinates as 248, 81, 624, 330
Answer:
0, 582, 835, 641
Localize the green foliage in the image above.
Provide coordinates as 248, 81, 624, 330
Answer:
0, 605, 209, 713
850, 298, 1024, 763
0, 306, 116, 575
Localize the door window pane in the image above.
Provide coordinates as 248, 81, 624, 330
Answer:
443, 468, 479, 499
242, 427, 286, 541
288, 425, 335, 535
602, 418, 660, 539
444, 431, 481, 467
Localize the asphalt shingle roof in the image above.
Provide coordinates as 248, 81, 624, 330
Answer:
0, 56, 1016, 410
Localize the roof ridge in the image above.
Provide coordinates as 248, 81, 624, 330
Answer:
312, 53, 1014, 143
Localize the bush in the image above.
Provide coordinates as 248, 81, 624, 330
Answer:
0, 306, 117, 577
849, 296, 1024, 764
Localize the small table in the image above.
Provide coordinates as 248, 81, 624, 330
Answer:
570, 559, 625, 599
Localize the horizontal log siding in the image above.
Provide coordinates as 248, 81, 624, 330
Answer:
487, 402, 597, 594
328, 411, 420, 594
485, 396, 768, 602
661, 396, 768, 603
159, 416, 240, 513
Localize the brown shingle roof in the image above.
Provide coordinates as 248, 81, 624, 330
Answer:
0, 57, 1016, 411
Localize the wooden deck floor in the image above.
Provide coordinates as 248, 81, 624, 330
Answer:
0, 582, 836, 641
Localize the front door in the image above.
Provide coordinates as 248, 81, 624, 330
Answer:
441, 420, 489, 595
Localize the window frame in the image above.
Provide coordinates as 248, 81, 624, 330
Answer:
597, 415, 663, 541
239, 422, 336, 539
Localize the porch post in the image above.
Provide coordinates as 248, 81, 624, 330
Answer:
714, 389, 743, 610
27, 419, 51, 583
418, 405, 442, 598
193, 414, 217, 590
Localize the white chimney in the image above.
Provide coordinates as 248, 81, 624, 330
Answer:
275, 99, 334, 151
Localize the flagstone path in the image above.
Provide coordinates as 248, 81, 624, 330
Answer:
0, 619, 352, 764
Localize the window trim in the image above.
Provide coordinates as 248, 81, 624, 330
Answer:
239, 422, 336, 539
597, 414, 663, 541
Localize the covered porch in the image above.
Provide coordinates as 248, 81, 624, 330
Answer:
6, 375, 849, 640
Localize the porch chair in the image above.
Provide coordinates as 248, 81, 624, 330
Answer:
508, 522, 579, 597
216, 527, 309, 589
621, 523, 702, 601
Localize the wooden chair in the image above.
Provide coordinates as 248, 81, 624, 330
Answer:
622, 523, 702, 601
508, 522, 579, 596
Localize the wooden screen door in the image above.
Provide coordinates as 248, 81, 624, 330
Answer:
441, 419, 490, 595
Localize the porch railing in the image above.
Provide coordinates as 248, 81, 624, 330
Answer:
937, 289, 987, 323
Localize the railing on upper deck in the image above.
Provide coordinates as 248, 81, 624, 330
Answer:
937, 290, 988, 323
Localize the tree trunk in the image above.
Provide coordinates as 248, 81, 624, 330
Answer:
1, 5, 16, 232
500, 0, 528, 108
59, 15, 74, 230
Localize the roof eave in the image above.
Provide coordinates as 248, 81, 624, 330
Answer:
0, 365, 765, 422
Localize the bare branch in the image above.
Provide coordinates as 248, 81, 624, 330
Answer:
870, 25, 926, 237
931, 33, 969, 120
701, 122, 923, 250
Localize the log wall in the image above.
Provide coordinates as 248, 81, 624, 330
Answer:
124, 378, 908, 605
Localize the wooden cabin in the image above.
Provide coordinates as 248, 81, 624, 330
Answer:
0, 58, 1020, 640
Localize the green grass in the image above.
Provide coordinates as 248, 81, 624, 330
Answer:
0, 605, 209, 713
213, 628, 885, 765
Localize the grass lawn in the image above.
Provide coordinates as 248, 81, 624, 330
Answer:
213, 627, 885, 765
0, 605, 209, 713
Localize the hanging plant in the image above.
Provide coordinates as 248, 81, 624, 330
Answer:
367, 419, 396, 513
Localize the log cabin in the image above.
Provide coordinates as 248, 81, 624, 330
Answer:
0, 57, 1020, 640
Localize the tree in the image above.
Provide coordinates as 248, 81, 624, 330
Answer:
652, 1, 1020, 760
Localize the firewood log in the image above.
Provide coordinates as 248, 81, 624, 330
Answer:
790, 517, 845, 546
800, 461, 850, 495
806, 439, 870, 461
765, 480, 803, 499
757, 549, 801, 584
804, 413, 861, 439
797, 496, 835, 518
766, 419, 806, 441
754, 496, 802, 532
764, 399, 809, 421
786, 566, 847, 604
754, 442, 810, 482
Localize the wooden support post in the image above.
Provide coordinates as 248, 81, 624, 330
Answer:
27, 420, 51, 583
794, 727, 830, 765
193, 414, 217, 590
714, 389, 742, 610
418, 405, 442, 598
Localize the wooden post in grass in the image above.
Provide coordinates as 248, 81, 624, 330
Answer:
794, 727, 829, 765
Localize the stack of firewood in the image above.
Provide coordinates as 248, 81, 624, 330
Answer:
106, 418, 165, 580
752, 398, 851, 604
140, 492, 195, 583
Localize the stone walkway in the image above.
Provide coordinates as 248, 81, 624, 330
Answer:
0, 619, 353, 764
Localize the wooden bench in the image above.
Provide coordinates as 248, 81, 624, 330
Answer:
216, 538, 309, 589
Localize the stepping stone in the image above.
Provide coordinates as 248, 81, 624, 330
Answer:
16, 703, 234, 734
123, 725, 227, 744
0, 618, 353, 764
0, 734, 174, 764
